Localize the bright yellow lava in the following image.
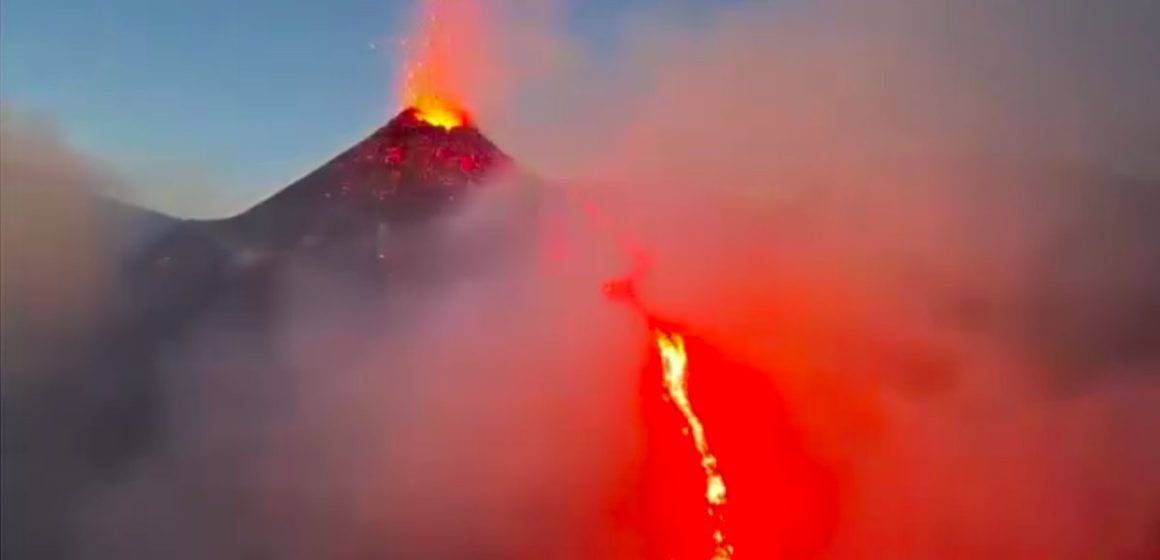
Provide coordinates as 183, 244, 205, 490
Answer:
655, 329, 734, 560
411, 96, 465, 130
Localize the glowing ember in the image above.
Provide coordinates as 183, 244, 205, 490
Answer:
654, 328, 735, 560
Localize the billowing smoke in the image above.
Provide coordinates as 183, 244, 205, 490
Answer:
0, 113, 647, 558
479, 0, 1160, 557
4, 0, 1160, 559
64, 184, 649, 559
1, 106, 174, 558
1, 109, 117, 347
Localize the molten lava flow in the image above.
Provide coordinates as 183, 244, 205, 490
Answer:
591, 200, 839, 558
654, 328, 734, 560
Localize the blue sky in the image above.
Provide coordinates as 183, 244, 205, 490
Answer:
1, 0, 744, 216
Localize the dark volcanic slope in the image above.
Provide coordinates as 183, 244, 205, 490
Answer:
131, 108, 515, 313
231, 108, 511, 250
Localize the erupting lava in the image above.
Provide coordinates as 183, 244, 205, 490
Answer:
398, 0, 481, 130
409, 95, 467, 130
655, 328, 734, 560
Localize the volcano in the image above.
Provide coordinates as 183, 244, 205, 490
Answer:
132, 107, 516, 307
81, 108, 522, 468
228, 107, 511, 253
242, 108, 508, 226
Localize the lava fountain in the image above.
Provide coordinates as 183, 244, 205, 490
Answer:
398, 0, 484, 129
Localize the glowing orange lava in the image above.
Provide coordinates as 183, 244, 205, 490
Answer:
410, 96, 466, 130
655, 328, 734, 560
399, 0, 481, 130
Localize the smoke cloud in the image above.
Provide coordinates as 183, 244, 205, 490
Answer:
5, 0, 1160, 559
0, 108, 124, 383
475, 0, 1160, 557
1, 106, 154, 559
